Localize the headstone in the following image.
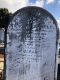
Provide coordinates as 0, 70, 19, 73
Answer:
5, 6, 58, 80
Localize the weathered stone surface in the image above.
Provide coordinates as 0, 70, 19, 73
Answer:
5, 7, 57, 80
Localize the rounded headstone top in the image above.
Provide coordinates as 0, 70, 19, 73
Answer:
7, 6, 58, 42
10, 6, 57, 27
8, 6, 58, 41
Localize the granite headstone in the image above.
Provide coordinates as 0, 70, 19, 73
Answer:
5, 6, 58, 80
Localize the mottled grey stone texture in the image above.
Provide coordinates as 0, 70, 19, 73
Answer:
5, 7, 57, 80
